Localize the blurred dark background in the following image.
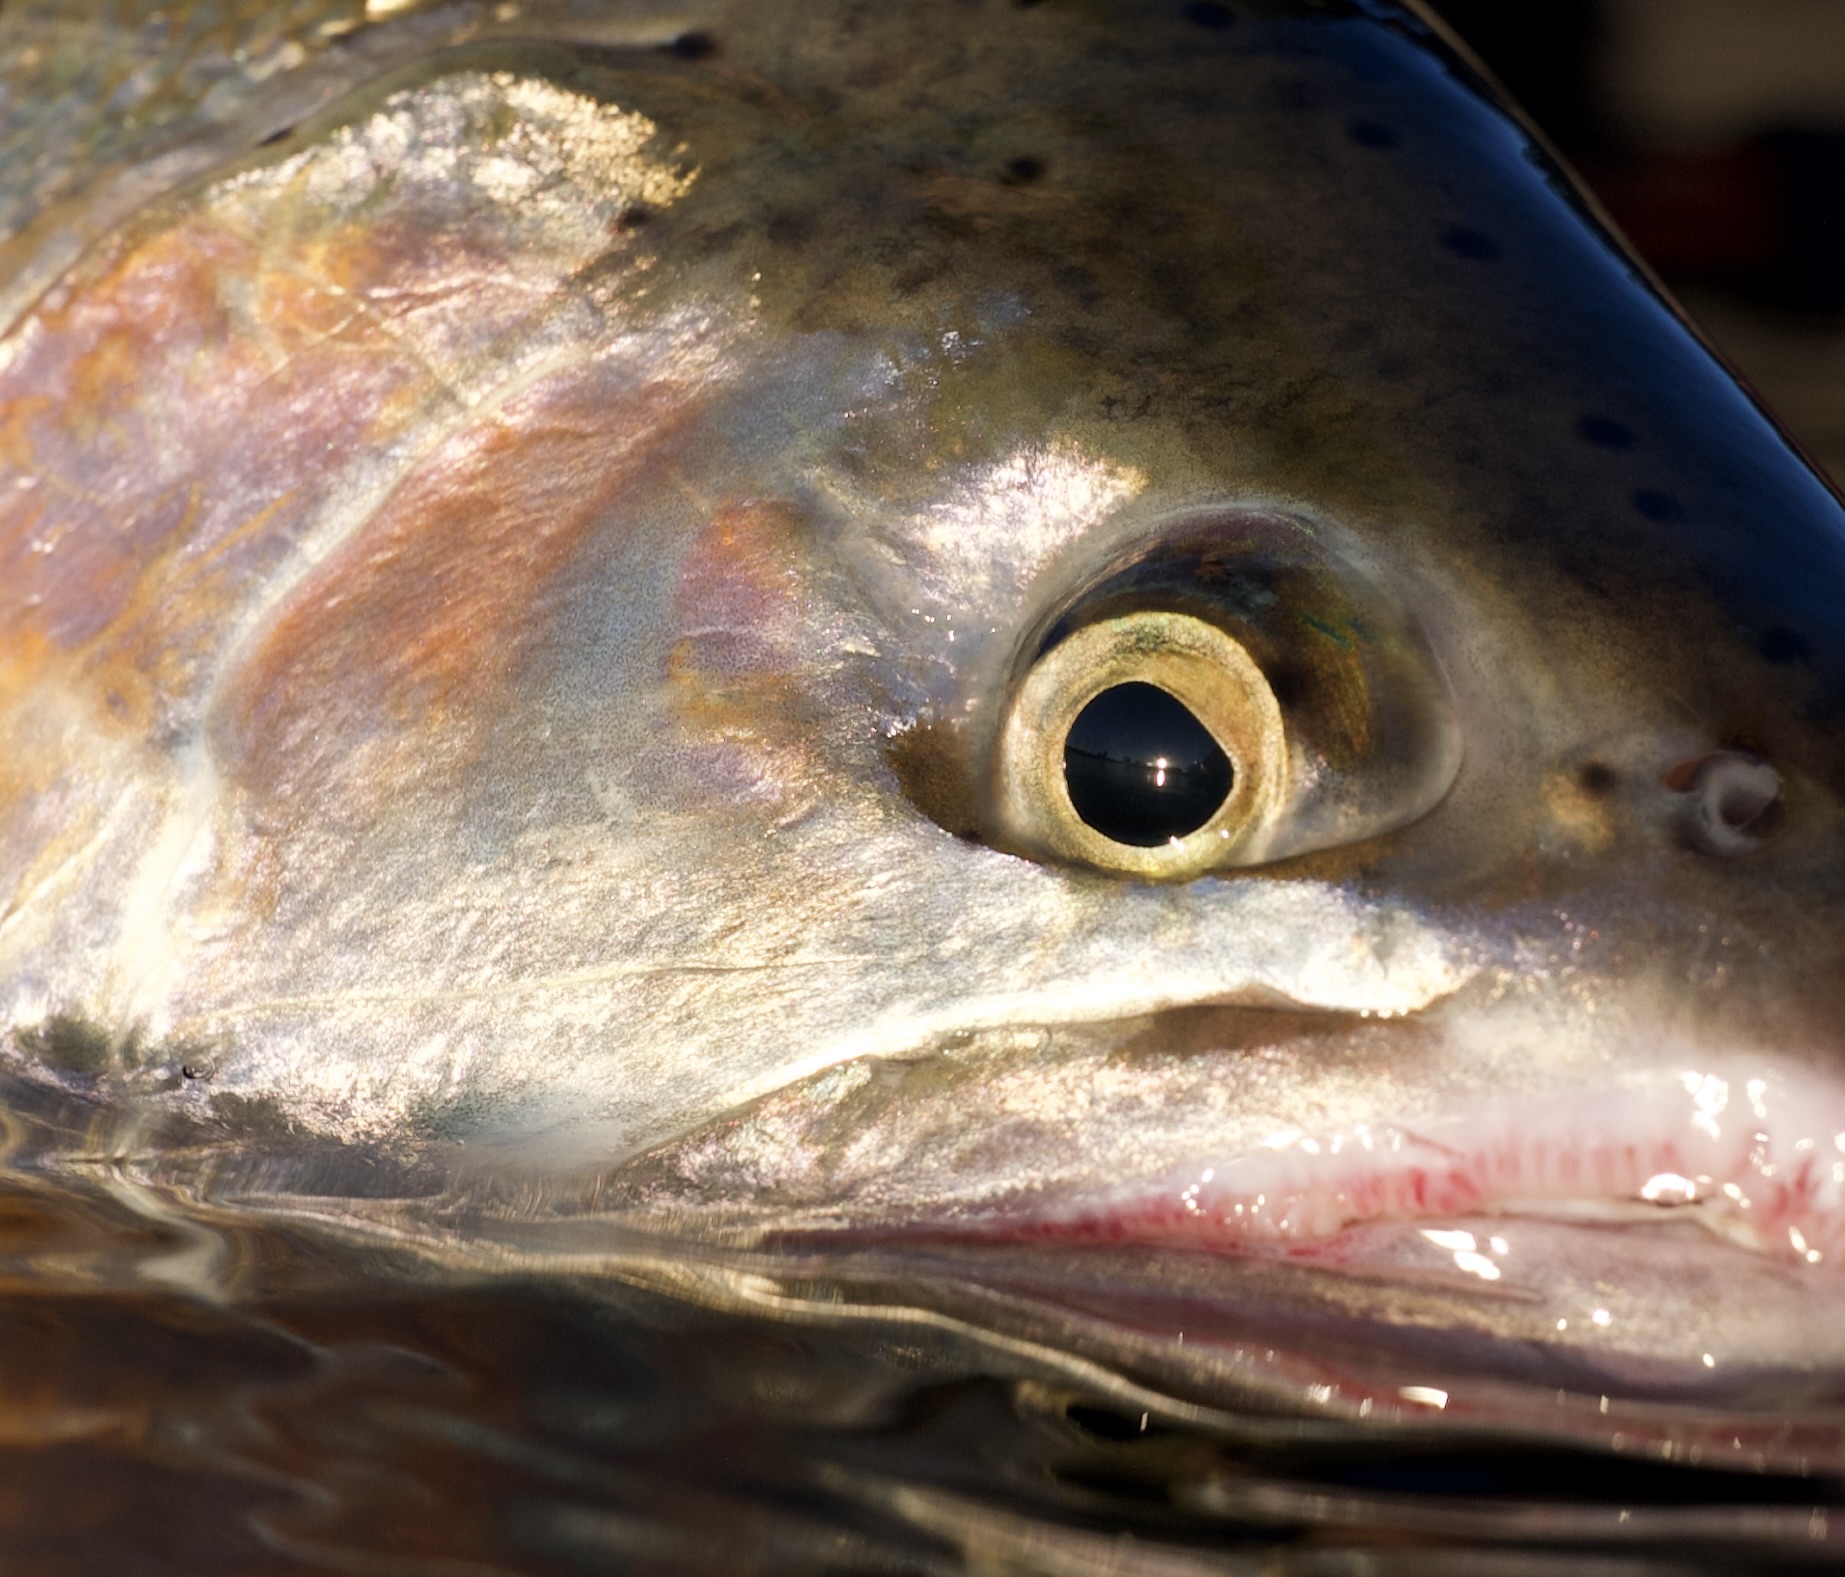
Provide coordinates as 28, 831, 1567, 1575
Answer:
1430, 0, 1845, 482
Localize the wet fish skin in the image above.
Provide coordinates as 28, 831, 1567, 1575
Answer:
1, 0, 1844, 1396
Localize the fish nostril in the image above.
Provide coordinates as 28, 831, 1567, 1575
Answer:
1666, 751, 1785, 856
1577, 760, 1618, 796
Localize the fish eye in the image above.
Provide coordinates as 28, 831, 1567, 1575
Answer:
998, 611, 1287, 878
967, 511, 1460, 880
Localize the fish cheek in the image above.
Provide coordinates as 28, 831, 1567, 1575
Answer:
0, 45, 726, 806
209, 365, 710, 843
663, 498, 866, 814
0, 194, 455, 943
0, 217, 428, 707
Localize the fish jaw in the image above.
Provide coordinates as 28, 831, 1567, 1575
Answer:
595, 980, 1845, 1402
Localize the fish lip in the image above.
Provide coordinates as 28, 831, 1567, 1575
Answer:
719, 1045, 1845, 1414
934, 1054, 1845, 1277
635, 992, 1845, 1301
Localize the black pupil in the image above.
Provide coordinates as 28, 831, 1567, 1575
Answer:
1062, 682, 1234, 847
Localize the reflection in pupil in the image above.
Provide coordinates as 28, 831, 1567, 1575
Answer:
1063, 682, 1233, 847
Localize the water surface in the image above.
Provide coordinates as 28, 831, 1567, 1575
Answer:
3, 1076, 1838, 1575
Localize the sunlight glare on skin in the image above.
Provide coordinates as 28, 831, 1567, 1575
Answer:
910, 441, 1146, 604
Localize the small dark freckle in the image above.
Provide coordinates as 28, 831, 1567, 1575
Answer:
1001, 155, 1047, 185
1578, 761, 1617, 795
893, 260, 945, 296
766, 211, 814, 246
1760, 625, 1812, 665
662, 31, 717, 59
1441, 226, 1500, 261
1632, 489, 1684, 523
615, 205, 653, 231
1182, 2, 1235, 28
1053, 261, 1102, 307
1347, 120, 1398, 150
1576, 414, 1635, 451
258, 124, 294, 148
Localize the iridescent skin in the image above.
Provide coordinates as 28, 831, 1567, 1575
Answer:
3, 0, 1845, 1409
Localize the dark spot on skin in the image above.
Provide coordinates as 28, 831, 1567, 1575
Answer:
766, 211, 815, 246
15, 1015, 121, 1076
615, 205, 652, 231
1441, 226, 1501, 261
1578, 761, 1618, 795
1053, 262, 1103, 310
661, 31, 717, 60
1001, 155, 1047, 185
1181, 2, 1235, 27
893, 260, 947, 296
1347, 120, 1399, 150
1632, 489, 1685, 523
258, 124, 294, 148
209, 1091, 307, 1140
1576, 414, 1636, 451
1759, 625, 1812, 665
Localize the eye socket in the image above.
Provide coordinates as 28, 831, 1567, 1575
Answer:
997, 611, 1288, 877
972, 510, 1459, 880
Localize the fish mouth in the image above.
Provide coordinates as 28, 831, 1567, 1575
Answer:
718, 1007, 1845, 1273
912, 1050, 1845, 1400
623, 1000, 1845, 1410
1008, 1059, 1845, 1271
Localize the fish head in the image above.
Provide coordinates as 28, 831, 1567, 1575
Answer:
3, 0, 1845, 1430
